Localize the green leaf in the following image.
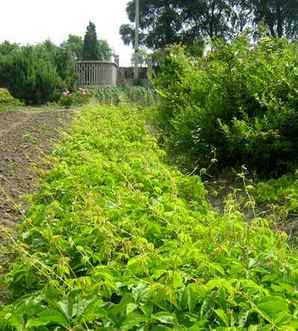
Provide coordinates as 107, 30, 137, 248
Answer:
25, 309, 68, 328
254, 296, 291, 326
122, 312, 148, 330
126, 303, 138, 315
153, 312, 176, 325
214, 309, 229, 326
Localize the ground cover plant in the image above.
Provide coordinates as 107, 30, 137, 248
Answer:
0, 104, 297, 330
153, 35, 298, 176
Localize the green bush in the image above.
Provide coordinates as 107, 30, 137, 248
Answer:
153, 36, 298, 175
0, 105, 297, 330
0, 43, 76, 105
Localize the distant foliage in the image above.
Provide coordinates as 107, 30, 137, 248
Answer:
153, 35, 298, 175
94, 86, 157, 106
120, 0, 298, 51
0, 42, 76, 105
61, 34, 84, 60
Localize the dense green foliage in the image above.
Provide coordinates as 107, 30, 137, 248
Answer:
93, 86, 157, 106
0, 42, 76, 105
153, 35, 298, 175
1, 105, 297, 330
120, 0, 250, 49
254, 173, 298, 213
120, 0, 298, 50
61, 35, 84, 60
82, 22, 112, 61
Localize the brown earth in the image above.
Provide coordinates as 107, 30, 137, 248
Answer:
0, 108, 74, 302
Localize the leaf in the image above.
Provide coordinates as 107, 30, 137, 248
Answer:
206, 279, 235, 294
214, 309, 229, 326
254, 296, 291, 326
153, 312, 176, 325
126, 303, 138, 315
26, 309, 68, 328
122, 312, 148, 330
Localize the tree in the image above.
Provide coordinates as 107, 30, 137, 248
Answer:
82, 22, 112, 61
83, 21, 99, 60
0, 41, 19, 56
120, 0, 298, 51
61, 34, 84, 60
252, 0, 298, 38
119, 0, 252, 50
97, 39, 112, 61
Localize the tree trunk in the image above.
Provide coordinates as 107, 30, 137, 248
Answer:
276, 0, 283, 37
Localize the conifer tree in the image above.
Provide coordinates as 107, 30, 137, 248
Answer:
83, 21, 99, 60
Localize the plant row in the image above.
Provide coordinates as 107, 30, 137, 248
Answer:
0, 105, 297, 330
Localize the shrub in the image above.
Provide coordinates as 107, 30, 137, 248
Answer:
0, 43, 76, 105
153, 36, 298, 175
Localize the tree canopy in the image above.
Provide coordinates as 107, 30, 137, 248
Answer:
82, 21, 112, 61
120, 0, 298, 50
252, 0, 298, 38
61, 34, 84, 60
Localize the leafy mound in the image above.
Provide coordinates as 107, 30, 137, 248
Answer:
153, 36, 298, 175
1, 105, 297, 330
0, 88, 22, 106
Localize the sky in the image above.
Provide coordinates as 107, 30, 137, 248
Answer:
0, 0, 133, 66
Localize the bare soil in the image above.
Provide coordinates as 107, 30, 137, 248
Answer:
0, 109, 74, 302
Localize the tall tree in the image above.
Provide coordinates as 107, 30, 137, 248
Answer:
120, 0, 252, 50
252, 0, 298, 38
83, 21, 100, 60
82, 22, 112, 61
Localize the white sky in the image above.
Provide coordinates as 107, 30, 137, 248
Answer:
0, 0, 133, 66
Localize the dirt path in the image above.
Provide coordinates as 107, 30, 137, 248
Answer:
0, 109, 74, 301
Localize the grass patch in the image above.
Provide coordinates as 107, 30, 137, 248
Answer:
1, 105, 297, 330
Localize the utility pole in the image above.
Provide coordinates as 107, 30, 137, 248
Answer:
134, 0, 140, 80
